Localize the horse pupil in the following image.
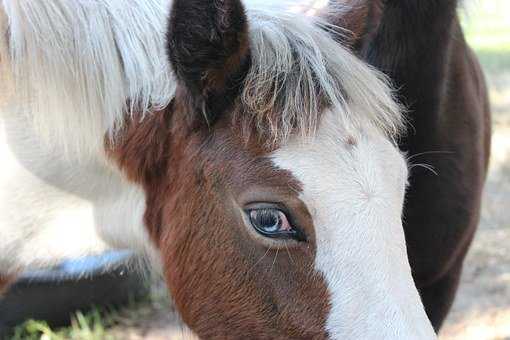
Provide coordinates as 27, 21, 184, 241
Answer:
252, 209, 281, 232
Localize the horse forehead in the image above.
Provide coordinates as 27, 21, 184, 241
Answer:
268, 107, 431, 335
270, 110, 408, 208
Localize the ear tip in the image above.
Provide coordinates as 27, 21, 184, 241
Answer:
170, 0, 246, 19
167, 0, 247, 42
166, 0, 250, 118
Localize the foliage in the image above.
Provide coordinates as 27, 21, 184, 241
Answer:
10, 308, 117, 340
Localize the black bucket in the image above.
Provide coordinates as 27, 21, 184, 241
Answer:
0, 251, 148, 338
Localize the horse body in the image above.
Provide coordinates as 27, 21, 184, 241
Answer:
0, 0, 489, 338
0, 0, 165, 274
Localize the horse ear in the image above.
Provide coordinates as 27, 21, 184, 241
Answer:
321, 1, 383, 52
168, 0, 250, 123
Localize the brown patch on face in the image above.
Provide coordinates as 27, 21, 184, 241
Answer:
108, 102, 332, 338
108, 1, 335, 335
107, 106, 173, 185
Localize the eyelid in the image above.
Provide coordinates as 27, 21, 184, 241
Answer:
243, 202, 290, 215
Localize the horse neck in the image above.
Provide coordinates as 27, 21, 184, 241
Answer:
361, 1, 459, 98
359, 1, 462, 139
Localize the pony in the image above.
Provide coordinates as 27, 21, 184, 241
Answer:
0, 0, 489, 338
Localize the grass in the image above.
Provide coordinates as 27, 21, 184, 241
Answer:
7, 285, 171, 340
7, 295, 156, 340
10, 309, 116, 340
7, 2, 510, 340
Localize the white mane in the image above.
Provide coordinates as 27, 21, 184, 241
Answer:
2, 0, 174, 158
1, 0, 403, 158
243, 6, 403, 144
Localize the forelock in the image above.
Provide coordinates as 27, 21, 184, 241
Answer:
237, 5, 404, 146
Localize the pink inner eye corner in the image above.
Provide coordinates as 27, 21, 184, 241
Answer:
278, 211, 292, 231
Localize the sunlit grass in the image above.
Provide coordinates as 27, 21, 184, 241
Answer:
10, 308, 116, 340
7, 289, 164, 340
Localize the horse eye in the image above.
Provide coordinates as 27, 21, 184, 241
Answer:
248, 208, 298, 240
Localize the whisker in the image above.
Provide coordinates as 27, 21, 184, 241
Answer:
247, 247, 271, 276
406, 150, 454, 162
284, 242, 295, 265
409, 163, 439, 176
270, 248, 280, 274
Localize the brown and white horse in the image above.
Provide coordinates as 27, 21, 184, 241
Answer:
0, 0, 489, 338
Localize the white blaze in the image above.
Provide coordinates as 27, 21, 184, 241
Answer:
272, 111, 436, 339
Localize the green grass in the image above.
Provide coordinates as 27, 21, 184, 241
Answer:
7, 289, 165, 340
9, 308, 118, 340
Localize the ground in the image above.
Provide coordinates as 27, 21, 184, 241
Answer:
9, 1, 510, 339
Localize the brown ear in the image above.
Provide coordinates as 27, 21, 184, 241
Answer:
320, 0, 384, 52
167, 0, 251, 124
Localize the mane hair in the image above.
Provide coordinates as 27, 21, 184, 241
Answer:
1, 0, 403, 158
241, 6, 404, 144
1, 0, 174, 158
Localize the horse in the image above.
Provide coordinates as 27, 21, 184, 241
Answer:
0, 0, 489, 338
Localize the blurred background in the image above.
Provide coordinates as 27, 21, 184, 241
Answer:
3, 1, 510, 339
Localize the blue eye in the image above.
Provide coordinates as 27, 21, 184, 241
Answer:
248, 208, 298, 240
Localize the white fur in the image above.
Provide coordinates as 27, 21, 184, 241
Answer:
272, 111, 436, 339
0, 3, 159, 274
243, 4, 403, 144
2, 0, 174, 158
0, 113, 156, 275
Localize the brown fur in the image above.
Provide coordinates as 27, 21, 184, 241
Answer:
167, 0, 251, 124
106, 0, 391, 337
109, 102, 332, 338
